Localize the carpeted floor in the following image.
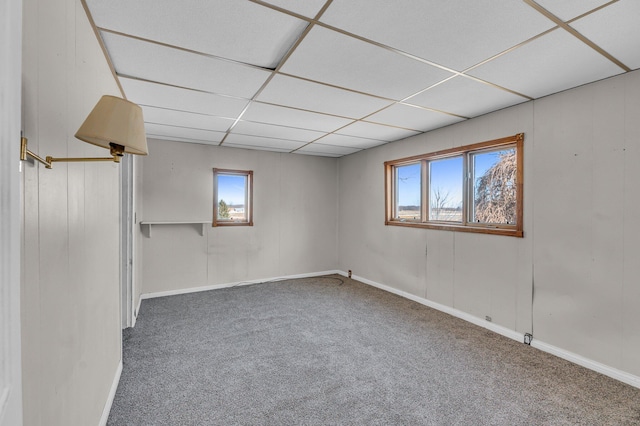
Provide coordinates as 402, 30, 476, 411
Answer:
108, 275, 640, 425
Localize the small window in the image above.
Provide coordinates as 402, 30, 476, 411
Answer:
385, 133, 523, 237
213, 168, 253, 227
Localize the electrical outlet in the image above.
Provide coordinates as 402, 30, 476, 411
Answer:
485, 315, 492, 322
348, 270, 352, 278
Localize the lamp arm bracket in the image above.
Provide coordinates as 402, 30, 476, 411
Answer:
46, 155, 120, 164
20, 137, 120, 169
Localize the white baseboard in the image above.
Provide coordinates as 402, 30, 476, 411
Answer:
337, 271, 524, 343
99, 360, 122, 426
131, 295, 142, 328
531, 340, 640, 389
140, 270, 342, 300
339, 270, 640, 390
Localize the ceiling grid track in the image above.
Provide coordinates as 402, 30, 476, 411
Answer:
219, 0, 336, 147
80, 0, 125, 98
523, 0, 630, 72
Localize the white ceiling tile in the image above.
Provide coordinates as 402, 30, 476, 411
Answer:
570, 0, 640, 70
223, 134, 306, 151
534, 0, 612, 21
320, 0, 555, 71
121, 78, 249, 118
243, 102, 353, 132
316, 133, 388, 149
144, 123, 225, 143
366, 104, 464, 132
297, 143, 361, 156
142, 106, 234, 132
337, 121, 420, 141
280, 25, 453, 100
468, 29, 624, 99
87, 0, 308, 68
257, 74, 393, 118
102, 32, 270, 98
260, 0, 328, 18
404, 76, 528, 118
232, 120, 324, 142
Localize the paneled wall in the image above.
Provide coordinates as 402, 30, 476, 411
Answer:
337, 70, 640, 381
532, 72, 640, 376
140, 139, 338, 297
21, 0, 123, 424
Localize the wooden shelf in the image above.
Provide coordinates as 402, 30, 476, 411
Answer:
140, 221, 210, 237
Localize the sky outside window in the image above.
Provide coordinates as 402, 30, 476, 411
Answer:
217, 174, 247, 206
396, 163, 421, 220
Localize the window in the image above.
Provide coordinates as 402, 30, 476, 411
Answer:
394, 163, 421, 221
385, 133, 523, 237
213, 168, 253, 227
429, 156, 463, 222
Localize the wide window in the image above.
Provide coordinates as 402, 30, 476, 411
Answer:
213, 168, 253, 227
385, 133, 523, 237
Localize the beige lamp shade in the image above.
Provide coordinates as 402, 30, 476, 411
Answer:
75, 95, 148, 155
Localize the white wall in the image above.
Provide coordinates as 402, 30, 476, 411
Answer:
337, 70, 640, 381
140, 139, 338, 295
21, 0, 123, 424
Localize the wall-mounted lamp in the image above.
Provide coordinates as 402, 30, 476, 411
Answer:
20, 95, 148, 168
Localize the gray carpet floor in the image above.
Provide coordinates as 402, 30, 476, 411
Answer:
108, 275, 640, 425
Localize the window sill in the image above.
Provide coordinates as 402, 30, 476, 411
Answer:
212, 221, 253, 227
385, 220, 523, 238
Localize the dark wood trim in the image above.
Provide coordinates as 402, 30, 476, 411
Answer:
384, 134, 523, 167
386, 220, 523, 238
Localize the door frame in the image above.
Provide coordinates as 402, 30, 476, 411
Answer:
120, 154, 134, 329
0, 0, 23, 423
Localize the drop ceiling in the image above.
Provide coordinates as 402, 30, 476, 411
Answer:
84, 0, 640, 157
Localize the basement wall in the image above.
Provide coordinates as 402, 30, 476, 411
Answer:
21, 0, 123, 424
337, 69, 640, 381
139, 139, 338, 297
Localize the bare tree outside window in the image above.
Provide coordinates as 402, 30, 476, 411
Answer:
430, 187, 461, 221
473, 150, 516, 224
428, 156, 463, 222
